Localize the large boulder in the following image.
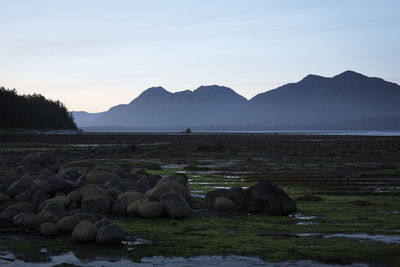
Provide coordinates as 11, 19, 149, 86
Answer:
126, 198, 149, 217
160, 192, 190, 218
157, 174, 188, 188
40, 222, 59, 236
42, 202, 65, 217
237, 180, 297, 216
96, 223, 128, 245
56, 167, 82, 181
75, 212, 97, 223
45, 196, 71, 207
133, 175, 161, 193
14, 191, 32, 203
85, 170, 120, 185
110, 199, 126, 216
57, 215, 80, 232
137, 201, 163, 218
146, 182, 190, 203
214, 197, 238, 212
6, 176, 34, 197
45, 177, 77, 194
81, 195, 111, 214
32, 189, 50, 206
204, 188, 241, 209
23, 214, 45, 230
72, 220, 97, 242
0, 193, 12, 205
6, 201, 36, 213
117, 191, 143, 205
0, 210, 19, 227
12, 211, 34, 226
67, 191, 83, 203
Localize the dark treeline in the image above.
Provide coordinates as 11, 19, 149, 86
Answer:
0, 87, 77, 130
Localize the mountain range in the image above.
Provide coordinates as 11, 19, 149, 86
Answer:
72, 71, 400, 131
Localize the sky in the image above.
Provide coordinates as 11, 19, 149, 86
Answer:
1, 0, 399, 113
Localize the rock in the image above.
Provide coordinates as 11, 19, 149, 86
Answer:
85, 170, 120, 185
45, 196, 71, 207
204, 188, 240, 209
94, 164, 115, 172
42, 202, 65, 217
104, 178, 124, 189
45, 177, 77, 194
137, 201, 163, 218
81, 195, 111, 214
157, 174, 188, 188
110, 199, 126, 216
237, 180, 297, 216
23, 214, 45, 230
72, 220, 97, 242
0, 193, 12, 205
106, 188, 122, 200
61, 160, 95, 169
126, 198, 149, 217
67, 191, 83, 203
117, 191, 143, 205
40, 222, 59, 236
0, 210, 18, 227
12, 211, 34, 226
133, 175, 161, 193
95, 218, 113, 229
56, 168, 81, 181
130, 168, 148, 177
57, 215, 80, 232
23, 152, 55, 166
214, 197, 238, 212
14, 191, 32, 203
160, 192, 190, 218
146, 182, 191, 203
32, 189, 50, 206
75, 212, 97, 223
40, 210, 59, 224
6, 176, 33, 197
6, 201, 36, 213
96, 223, 127, 245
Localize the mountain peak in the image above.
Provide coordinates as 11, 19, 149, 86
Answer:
334, 70, 366, 79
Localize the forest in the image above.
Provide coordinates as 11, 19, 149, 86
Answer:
0, 87, 77, 130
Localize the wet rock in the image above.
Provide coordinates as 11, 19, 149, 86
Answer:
0, 210, 19, 226
157, 174, 188, 188
6, 201, 36, 213
214, 197, 238, 212
126, 198, 149, 217
67, 191, 83, 203
6, 176, 34, 197
95, 218, 113, 229
237, 180, 297, 216
12, 211, 34, 226
96, 223, 127, 245
117, 191, 143, 205
42, 202, 65, 217
106, 188, 122, 200
133, 175, 161, 193
85, 170, 120, 185
23, 152, 55, 166
57, 215, 80, 232
81, 195, 111, 214
40, 222, 59, 236
160, 192, 190, 218
137, 201, 163, 218
23, 214, 45, 230
111, 199, 126, 216
32, 189, 50, 206
146, 182, 191, 203
75, 212, 97, 223
45, 177, 77, 194
14, 191, 32, 203
204, 188, 240, 209
72, 220, 97, 242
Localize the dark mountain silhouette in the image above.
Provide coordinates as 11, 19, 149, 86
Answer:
72, 71, 400, 131
0, 87, 77, 130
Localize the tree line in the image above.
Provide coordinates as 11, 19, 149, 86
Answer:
0, 87, 77, 130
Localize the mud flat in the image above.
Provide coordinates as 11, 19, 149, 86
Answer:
0, 133, 399, 266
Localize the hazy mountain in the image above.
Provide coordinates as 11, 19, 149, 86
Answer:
73, 71, 400, 131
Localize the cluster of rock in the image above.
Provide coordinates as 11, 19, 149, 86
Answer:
205, 180, 297, 216
0, 152, 192, 244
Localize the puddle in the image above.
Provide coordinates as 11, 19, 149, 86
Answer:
297, 233, 400, 244
290, 214, 318, 220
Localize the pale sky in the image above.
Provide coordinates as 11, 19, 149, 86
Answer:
1, 0, 399, 112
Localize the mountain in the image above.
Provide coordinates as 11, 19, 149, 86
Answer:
73, 71, 400, 131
